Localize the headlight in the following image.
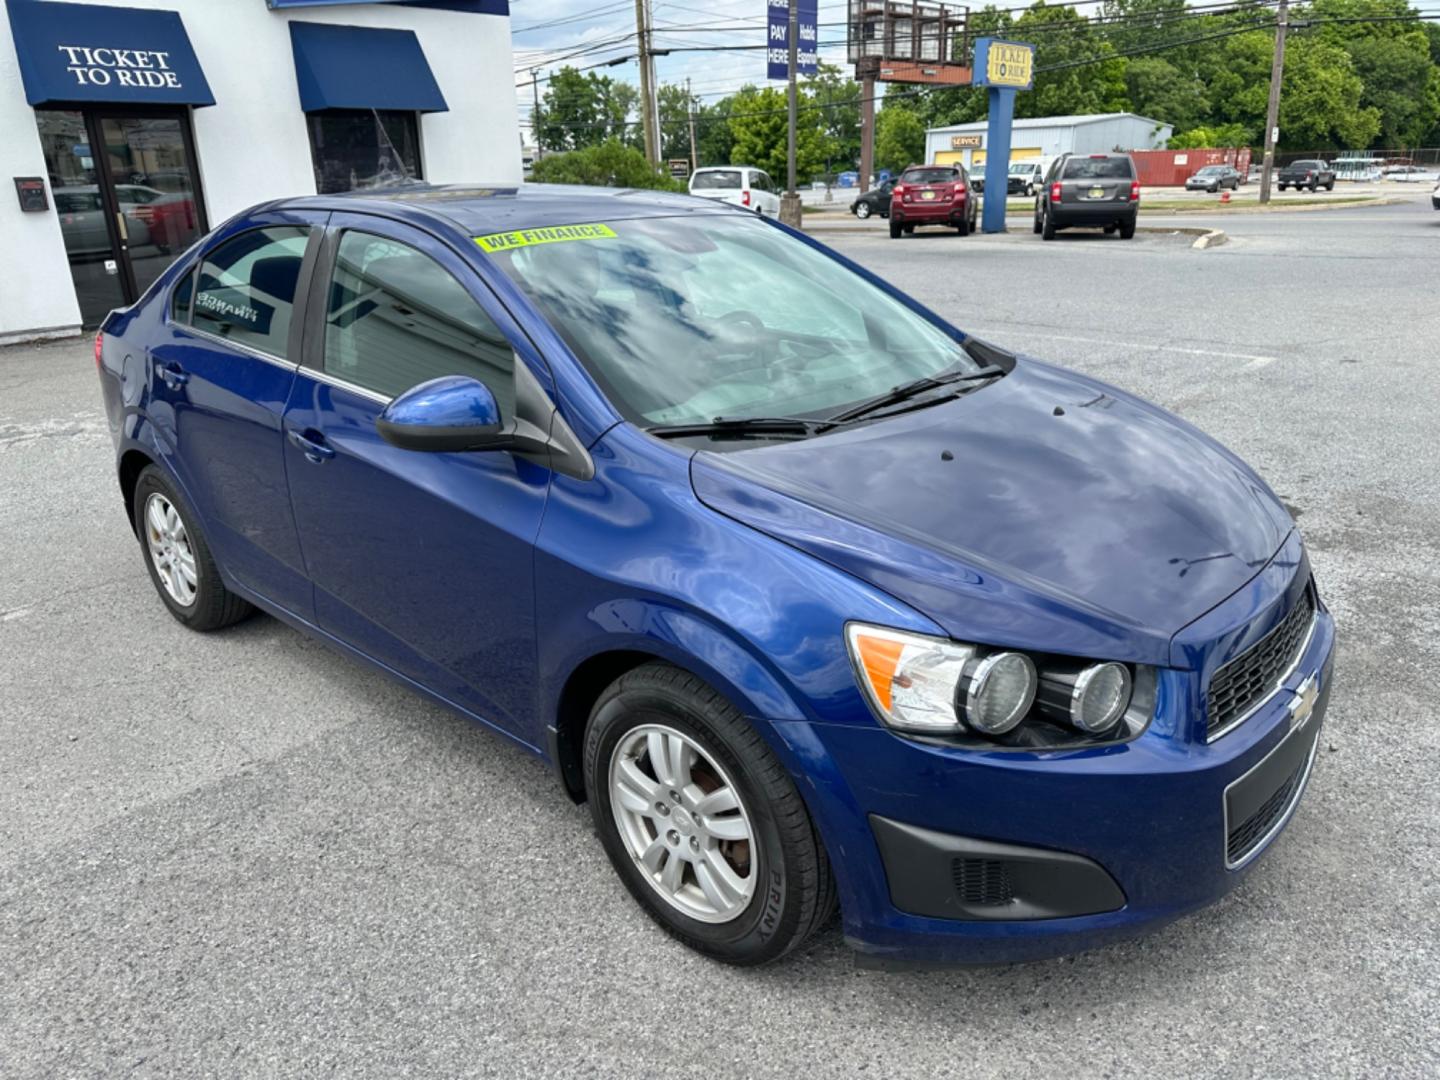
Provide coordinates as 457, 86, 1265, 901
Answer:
958, 652, 1036, 735
847, 623, 1151, 746
845, 624, 972, 734
1036, 661, 1133, 733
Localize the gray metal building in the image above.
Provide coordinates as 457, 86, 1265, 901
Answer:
924, 112, 1173, 173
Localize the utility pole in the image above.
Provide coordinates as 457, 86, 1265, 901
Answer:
635, 0, 657, 164
858, 70, 876, 195
686, 77, 698, 169
1259, 0, 1288, 205
780, 0, 803, 226
530, 67, 543, 160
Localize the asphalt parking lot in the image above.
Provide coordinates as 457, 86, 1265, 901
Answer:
1, 193, 1437, 1078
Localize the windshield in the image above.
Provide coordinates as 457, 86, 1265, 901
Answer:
1063, 157, 1133, 179
1008, 163, 1035, 174
483, 215, 982, 429
692, 170, 742, 190
902, 168, 959, 184
1195, 166, 1223, 175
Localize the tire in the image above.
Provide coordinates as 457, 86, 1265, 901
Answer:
1279, 184, 1287, 191
889, 219, 902, 239
1325, 181, 1334, 191
1032, 207, 1043, 234
133, 465, 253, 631
855, 202, 871, 219
1119, 217, 1136, 239
956, 212, 970, 236
584, 663, 836, 966
1041, 205, 1056, 240
1309, 181, 1318, 192
903, 224, 915, 235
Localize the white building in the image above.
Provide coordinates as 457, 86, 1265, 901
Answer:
1, 0, 519, 343
924, 112, 1173, 174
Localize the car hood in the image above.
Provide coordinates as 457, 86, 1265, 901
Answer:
690, 359, 1293, 666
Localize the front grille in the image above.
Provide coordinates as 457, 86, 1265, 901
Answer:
1207, 584, 1315, 739
951, 858, 1014, 906
1227, 757, 1306, 864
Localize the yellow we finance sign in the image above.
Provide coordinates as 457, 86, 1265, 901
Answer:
475, 223, 616, 253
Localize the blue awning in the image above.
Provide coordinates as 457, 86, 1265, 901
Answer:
288, 22, 448, 113
4, 0, 214, 108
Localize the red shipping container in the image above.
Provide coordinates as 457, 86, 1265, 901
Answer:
1129, 147, 1252, 186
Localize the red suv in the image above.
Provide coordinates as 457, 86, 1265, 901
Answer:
888, 165, 978, 238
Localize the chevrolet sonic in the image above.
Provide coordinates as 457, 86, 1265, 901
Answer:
96, 184, 1335, 967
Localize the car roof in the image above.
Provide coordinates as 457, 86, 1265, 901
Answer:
266, 182, 742, 234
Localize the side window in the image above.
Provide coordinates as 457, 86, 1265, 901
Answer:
323, 231, 516, 416
171, 267, 194, 324
192, 227, 309, 357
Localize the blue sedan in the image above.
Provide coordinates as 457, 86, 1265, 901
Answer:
97, 184, 1335, 967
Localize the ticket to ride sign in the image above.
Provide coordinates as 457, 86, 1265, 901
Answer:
972, 38, 1034, 91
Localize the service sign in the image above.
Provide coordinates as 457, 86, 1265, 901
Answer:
972, 38, 1034, 91
766, 0, 818, 81
950, 134, 983, 149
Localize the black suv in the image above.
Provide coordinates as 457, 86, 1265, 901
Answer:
1034, 153, 1139, 240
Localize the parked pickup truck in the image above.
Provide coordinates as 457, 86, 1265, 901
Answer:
1277, 160, 1336, 191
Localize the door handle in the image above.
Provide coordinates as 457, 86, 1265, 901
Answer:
288, 428, 335, 463
115, 211, 129, 244
157, 362, 189, 389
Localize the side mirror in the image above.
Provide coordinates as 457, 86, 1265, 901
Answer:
376, 375, 506, 453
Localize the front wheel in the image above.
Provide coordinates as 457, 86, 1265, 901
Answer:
1325, 181, 1335, 191
855, 202, 871, 219
585, 664, 836, 966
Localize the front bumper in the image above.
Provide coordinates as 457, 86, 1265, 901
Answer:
779, 601, 1336, 967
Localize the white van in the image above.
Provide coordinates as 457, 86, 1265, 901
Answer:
688, 166, 782, 216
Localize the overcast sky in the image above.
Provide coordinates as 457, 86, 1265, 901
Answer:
508, 0, 854, 139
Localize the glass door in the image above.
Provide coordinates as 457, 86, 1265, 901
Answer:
95, 113, 207, 301
36, 110, 127, 327
34, 109, 207, 326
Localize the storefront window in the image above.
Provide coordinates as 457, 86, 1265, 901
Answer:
307, 109, 423, 194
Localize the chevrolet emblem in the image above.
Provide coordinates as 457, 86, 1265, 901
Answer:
1289, 674, 1319, 731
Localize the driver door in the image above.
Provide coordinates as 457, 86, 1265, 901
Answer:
282, 213, 550, 738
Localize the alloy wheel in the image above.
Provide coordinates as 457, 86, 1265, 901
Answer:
144, 493, 197, 606
608, 723, 756, 923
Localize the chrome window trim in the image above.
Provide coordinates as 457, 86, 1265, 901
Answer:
179, 325, 299, 372
1206, 598, 1319, 744
304, 367, 393, 406
1222, 713, 1320, 871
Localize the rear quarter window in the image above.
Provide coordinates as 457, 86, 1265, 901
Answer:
692, 170, 742, 190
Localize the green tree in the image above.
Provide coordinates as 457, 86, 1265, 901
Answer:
1167, 122, 1253, 148
534, 68, 637, 152
529, 139, 684, 190
1124, 57, 1208, 132
657, 83, 694, 163
804, 63, 862, 173
694, 96, 736, 168
726, 86, 827, 182
874, 107, 927, 172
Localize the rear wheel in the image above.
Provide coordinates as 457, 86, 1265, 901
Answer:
956, 212, 970, 236
1279, 183, 1288, 191
1041, 205, 1056, 240
1119, 217, 1136, 239
1325, 181, 1335, 191
585, 663, 836, 966
889, 219, 902, 239
903, 224, 915, 235
133, 466, 253, 631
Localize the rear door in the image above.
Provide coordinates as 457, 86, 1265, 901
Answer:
148, 211, 326, 616
282, 212, 550, 737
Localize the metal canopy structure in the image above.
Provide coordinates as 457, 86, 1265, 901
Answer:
846, 1, 975, 197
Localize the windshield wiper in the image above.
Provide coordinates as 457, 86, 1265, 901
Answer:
824, 365, 1005, 425
645, 415, 831, 440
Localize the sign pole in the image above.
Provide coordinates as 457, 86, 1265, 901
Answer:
970, 38, 1034, 235
981, 87, 1014, 233
780, 0, 803, 226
